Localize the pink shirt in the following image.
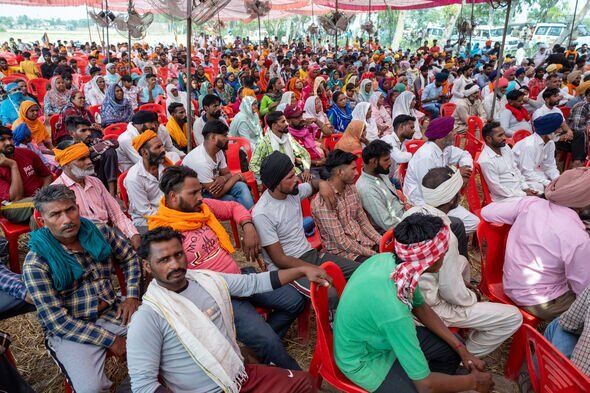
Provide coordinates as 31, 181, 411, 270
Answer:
183, 198, 251, 274
53, 173, 139, 240
481, 197, 590, 306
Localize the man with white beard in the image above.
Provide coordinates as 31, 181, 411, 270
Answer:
52, 139, 141, 249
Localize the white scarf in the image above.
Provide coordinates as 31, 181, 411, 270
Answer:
421, 167, 464, 207
143, 270, 247, 393
268, 131, 295, 163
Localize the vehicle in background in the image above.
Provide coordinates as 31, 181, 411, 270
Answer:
531, 23, 567, 47
426, 26, 445, 42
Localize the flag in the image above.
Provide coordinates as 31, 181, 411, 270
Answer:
42, 33, 50, 47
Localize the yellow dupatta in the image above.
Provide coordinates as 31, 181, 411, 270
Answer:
165, 116, 188, 149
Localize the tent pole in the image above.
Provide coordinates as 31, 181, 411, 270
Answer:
568, 0, 580, 48
335, 0, 339, 52
105, 0, 110, 63
127, 0, 132, 65
85, 1, 93, 42
186, 8, 193, 152
468, 0, 475, 53
490, 0, 512, 119
258, 14, 262, 45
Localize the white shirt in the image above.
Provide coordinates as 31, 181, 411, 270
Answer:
192, 115, 229, 146
124, 160, 166, 227
499, 108, 532, 137
532, 104, 564, 121
403, 141, 473, 206
483, 94, 507, 122
380, 133, 412, 176
450, 75, 474, 103
512, 133, 559, 193
182, 144, 227, 184
116, 123, 181, 172
477, 144, 528, 201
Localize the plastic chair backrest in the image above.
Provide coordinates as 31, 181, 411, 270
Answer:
301, 197, 312, 217
323, 134, 343, 152
440, 103, 457, 117
87, 105, 101, 121
118, 170, 129, 208
523, 324, 590, 393
49, 114, 60, 137
103, 122, 128, 137
310, 262, 366, 392
27, 78, 50, 101
139, 103, 165, 116
466, 116, 484, 140
157, 67, 169, 84
226, 137, 252, 173
379, 229, 395, 253
464, 133, 484, 159
33, 209, 43, 228
476, 220, 511, 301
512, 130, 531, 144
558, 106, 571, 120
405, 139, 425, 154
2, 74, 27, 84
352, 149, 363, 177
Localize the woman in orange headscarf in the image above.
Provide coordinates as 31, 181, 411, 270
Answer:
334, 119, 367, 153
287, 77, 304, 102
258, 67, 269, 93
12, 101, 52, 152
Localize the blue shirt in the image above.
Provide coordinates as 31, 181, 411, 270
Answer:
0, 262, 26, 300
421, 82, 442, 103
140, 84, 165, 104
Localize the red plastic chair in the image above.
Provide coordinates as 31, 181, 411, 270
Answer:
558, 106, 571, 120
1, 74, 27, 84
225, 137, 259, 202
157, 67, 169, 84
464, 133, 484, 160
476, 220, 541, 380
0, 212, 30, 273
103, 122, 128, 138
301, 198, 322, 251
309, 262, 367, 392
27, 77, 50, 102
464, 160, 492, 218
49, 114, 60, 139
103, 134, 119, 141
511, 129, 531, 144
440, 102, 457, 117
397, 139, 426, 185
323, 134, 343, 152
455, 115, 484, 147
379, 229, 395, 253
79, 74, 93, 84
87, 105, 101, 122
117, 170, 129, 209
139, 103, 166, 117
352, 149, 363, 178
522, 324, 590, 392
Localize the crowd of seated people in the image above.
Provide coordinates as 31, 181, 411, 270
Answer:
0, 34, 588, 393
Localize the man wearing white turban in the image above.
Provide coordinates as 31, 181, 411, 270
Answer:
452, 83, 487, 135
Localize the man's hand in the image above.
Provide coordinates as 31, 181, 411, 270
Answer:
241, 223, 261, 263
559, 130, 573, 142
209, 176, 227, 195
460, 349, 486, 372
318, 180, 337, 209
471, 368, 494, 393
116, 297, 140, 325
301, 170, 312, 183
0, 154, 16, 168
300, 265, 332, 287
109, 335, 127, 357
524, 188, 538, 197
459, 166, 472, 179
25, 292, 34, 304
130, 234, 141, 250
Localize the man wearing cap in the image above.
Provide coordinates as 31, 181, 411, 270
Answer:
421, 72, 447, 119
482, 167, 590, 321
404, 167, 523, 356
252, 151, 359, 305
483, 78, 508, 122
249, 111, 311, 182
453, 83, 487, 135
500, 90, 532, 136
0, 126, 52, 224
514, 67, 529, 89
117, 110, 181, 172
284, 103, 330, 175
124, 130, 171, 231
333, 213, 494, 393
183, 119, 254, 209
512, 113, 566, 193
52, 140, 140, 249
403, 117, 480, 234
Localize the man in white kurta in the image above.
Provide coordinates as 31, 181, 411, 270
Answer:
512, 113, 564, 193
403, 116, 480, 234
478, 122, 533, 201
406, 166, 522, 357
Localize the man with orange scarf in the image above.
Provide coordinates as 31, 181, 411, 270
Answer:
0, 126, 51, 224
124, 130, 172, 231
146, 165, 310, 371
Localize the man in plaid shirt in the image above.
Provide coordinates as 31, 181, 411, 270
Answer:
23, 185, 140, 393
567, 85, 590, 167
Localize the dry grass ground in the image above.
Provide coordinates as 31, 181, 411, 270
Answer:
0, 223, 518, 392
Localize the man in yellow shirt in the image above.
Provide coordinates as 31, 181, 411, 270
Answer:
19, 52, 40, 80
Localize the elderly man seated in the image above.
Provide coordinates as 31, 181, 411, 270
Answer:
406, 166, 522, 356
403, 117, 480, 234
311, 150, 381, 262
482, 167, 590, 321
452, 83, 487, 135
127, 227, 320, 393
52, 140, 140, 249
23, 185, 140, 393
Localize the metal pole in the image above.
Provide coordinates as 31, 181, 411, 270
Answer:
127, 0, 132, 66
258, 14, 262, 45
468, 0, 475, 53
186, 13, 193, 152
568, 0, 580, 48
85, 1, 93, 42
490, 0, 512, 120
105, 0, 110, 63
335, 0, 339, 52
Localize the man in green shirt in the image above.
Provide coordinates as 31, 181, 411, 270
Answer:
334, 213, 494, 393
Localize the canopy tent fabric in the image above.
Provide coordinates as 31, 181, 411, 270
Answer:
314, 0, 487, 11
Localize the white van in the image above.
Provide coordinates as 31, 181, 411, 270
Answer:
531, 23, 567, 47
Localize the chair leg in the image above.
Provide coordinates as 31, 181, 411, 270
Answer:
504, 327, 526, 381
297, 303, 310, 345
8, 235, 21, 274
230, 220, 241, 249
308, 350, 323, 390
